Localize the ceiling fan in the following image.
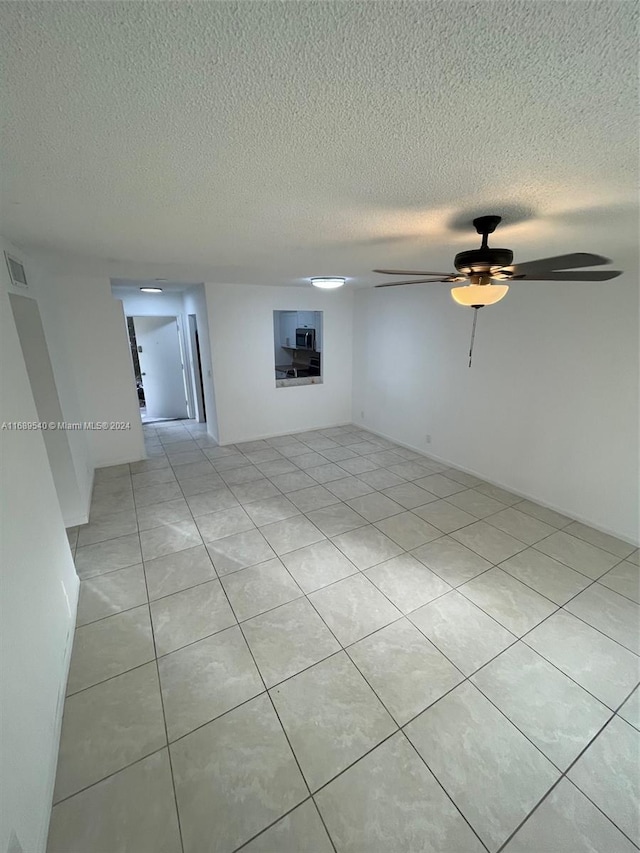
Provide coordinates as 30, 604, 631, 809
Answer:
373, 214, 622, 365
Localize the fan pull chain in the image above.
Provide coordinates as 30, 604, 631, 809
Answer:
468, 307, 480, 367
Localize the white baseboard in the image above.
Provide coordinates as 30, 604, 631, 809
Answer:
93, 454, 148, 467
218, 421, 353, 447
358, 424, 639, 548
63, 513, 89, 527
39, 570, 79, 851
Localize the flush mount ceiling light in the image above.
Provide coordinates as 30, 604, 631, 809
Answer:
140, 286, 163, 293
310, 276, 345, 289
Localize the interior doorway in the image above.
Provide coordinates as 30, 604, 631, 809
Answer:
128, 316, 189, 422
188, 314, 207, 422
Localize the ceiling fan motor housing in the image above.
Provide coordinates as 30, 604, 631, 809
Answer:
454, 247, 514, 275
454, 215, 513, 276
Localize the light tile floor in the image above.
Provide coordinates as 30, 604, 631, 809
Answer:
50, 421, 640, 853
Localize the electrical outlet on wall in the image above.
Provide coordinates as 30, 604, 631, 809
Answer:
425, 434, 432, 444
360, 410, 365, 420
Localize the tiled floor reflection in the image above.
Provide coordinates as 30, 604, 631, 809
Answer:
52, 420, 639, 852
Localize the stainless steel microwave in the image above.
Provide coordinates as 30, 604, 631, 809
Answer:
296, 328, 316, 350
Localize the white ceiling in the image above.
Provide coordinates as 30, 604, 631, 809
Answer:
1, 1, 638, 286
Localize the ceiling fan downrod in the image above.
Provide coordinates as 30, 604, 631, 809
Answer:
468, 307, 481, 367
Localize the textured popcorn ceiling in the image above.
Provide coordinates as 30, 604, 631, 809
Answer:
1, 1, 638, 286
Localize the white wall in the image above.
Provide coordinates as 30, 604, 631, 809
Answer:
29, 265, 145, 469
206, 283, 354, 444
118, 290, 185, 318
0, 245, 79, 853
2, 245, 94, 519
9, 293, 86, 526
352, 272, 640, 544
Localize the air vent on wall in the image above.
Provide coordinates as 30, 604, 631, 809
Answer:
4, 252, 28, 288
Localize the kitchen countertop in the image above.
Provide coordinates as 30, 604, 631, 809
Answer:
276, 376, 323, 388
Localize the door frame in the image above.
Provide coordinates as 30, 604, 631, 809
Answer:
187, 314, 206, 422
175, 316, 196, 419
129, 315, 190, 421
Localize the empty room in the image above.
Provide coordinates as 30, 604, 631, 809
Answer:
1, 2, 638, 853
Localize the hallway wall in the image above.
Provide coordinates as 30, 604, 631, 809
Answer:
27, 259, 146, 472
0, 245, 79, 853
9, 292, 85, 526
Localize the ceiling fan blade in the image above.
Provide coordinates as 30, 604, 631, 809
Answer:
373, 268, 454, 276
508, 253, 612, 276
375, 278, 449, 288
519, 270, 623, 282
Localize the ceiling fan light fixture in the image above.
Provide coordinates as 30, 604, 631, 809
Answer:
450, 283, 509, 307
310, 276, 345, 289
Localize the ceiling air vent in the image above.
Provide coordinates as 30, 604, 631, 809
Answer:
5, 252, 28, 288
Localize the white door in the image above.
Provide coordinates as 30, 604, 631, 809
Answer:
133, 316, 188, 419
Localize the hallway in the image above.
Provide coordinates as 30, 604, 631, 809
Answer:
49, 422, 639, 852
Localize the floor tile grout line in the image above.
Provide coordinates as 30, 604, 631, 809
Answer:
88, 446, 633, 569
310, 797, 340, 853
138, 527, 186, 853
517, 633, 639, 715
69, 573, 637, 728
158, 686, 270, 749
482, 508, 638, 561
72, 427, 639, 848
494, 712, 640, 852
299, 728, 401, 796
401, 668, 627, 850
294, 578, 413, 723
610, 682, 640, 719
527, 537, 629, 581
51, 744, 172, 809
400, 603, 639, 848
143, 541, 414, 846
466, 667, 617, 774
74, 535, 636, 674
596, 574, 640, 606
73, 504, 637, 694
227, 796, 332, 853
143, 425, 638, 564
446, 568, 640, 707
519, 566, 639, 656
223, 593, 339, 848
399, 729, 492, 853
403, 602, 637, 743
64, 656, 157, 699
452, 553, 639, 656
514, 558, 636, 633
